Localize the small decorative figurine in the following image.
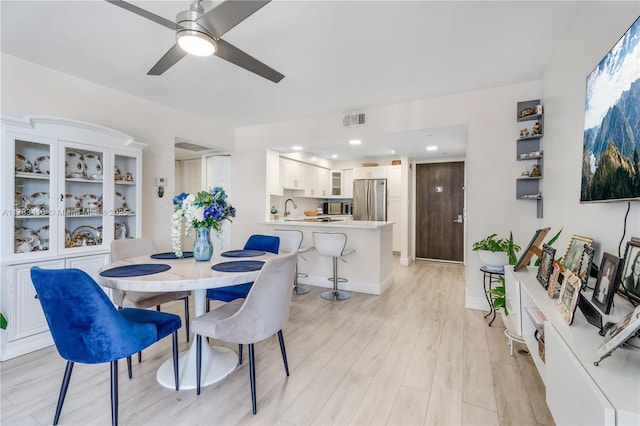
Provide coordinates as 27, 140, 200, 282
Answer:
520, 128, 530, 138
532, 122, 542, 135
530, 164, 541, 177
521, 166, 530, 176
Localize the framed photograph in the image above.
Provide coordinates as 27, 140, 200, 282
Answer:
561, 235, 594, 273
591, 253, 621, 314
547, 262, 561, 298
596, 305, 640, 363
619, 239, 640, 303
536, 244, 556, 289
576, 244, 595, 289
558, 270, 581, 325
514, 227, 550, 271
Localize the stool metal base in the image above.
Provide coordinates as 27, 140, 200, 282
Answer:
321, 290, 351, 301
293, 285, 310, 295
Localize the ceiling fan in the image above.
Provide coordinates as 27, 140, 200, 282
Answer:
105, 0, 284, 83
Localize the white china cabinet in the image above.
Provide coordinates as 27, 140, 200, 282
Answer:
1, 116, 145, 360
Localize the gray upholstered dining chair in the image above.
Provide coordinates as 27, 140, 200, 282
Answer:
192, 250, 298, 415
110, 238, 191, 345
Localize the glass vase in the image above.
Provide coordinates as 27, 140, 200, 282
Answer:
193, 227, 213, 261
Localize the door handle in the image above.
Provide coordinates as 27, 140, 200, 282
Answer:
453, 214, 463, 223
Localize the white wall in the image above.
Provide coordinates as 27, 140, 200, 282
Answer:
1, 54, 235, 251
541, 2, 640, 261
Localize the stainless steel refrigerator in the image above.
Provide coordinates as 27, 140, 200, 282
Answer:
352, 178, 387, 221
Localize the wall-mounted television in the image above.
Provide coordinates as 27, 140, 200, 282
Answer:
581, 16, 640, 203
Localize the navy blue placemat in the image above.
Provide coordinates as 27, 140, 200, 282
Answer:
221, 250, 266, 258
100, 264, 171, 277
212, 260, 265, 272
150, 251, 193, 259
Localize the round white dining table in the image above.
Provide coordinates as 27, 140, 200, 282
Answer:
97, 251, 275, 390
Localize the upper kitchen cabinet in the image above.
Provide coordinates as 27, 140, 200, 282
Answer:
304, 165, 330, 198
353, 165, 387, 179
280, 157, 305, 190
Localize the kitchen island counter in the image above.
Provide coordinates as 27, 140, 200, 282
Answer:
260, 219, 394, 295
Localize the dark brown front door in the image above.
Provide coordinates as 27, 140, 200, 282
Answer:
416, 162, 464, 261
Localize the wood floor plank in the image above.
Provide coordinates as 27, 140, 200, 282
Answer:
386, 385, 429, 425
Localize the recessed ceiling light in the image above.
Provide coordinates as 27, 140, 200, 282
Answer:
349, 139, 362, 145
291, 146, 303, 151
332, 154, 338, 158
427, 146, 438, 151
391, 149, 396, 154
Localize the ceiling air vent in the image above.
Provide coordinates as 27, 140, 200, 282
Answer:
342, 111, 366, 128
175, 141, 213, 152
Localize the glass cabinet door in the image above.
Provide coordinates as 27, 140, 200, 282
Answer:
60, 144, 106, 250
113, 154, 138, 240
13, 138, 55, 256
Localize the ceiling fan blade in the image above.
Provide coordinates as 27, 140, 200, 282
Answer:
105, 0, 178, 31
148, 44, 188, 75
214, 38, 284, 83
197, 0, 271, 38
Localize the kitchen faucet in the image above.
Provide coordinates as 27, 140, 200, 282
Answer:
284, 198, 297, 217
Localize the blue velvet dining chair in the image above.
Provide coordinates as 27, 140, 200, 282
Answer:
30, 267, 182, 426
206, 234, 280, 305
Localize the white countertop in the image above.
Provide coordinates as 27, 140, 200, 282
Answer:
261, 218, 394, 229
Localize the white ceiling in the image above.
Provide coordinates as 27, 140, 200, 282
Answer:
1, 0, 583, 161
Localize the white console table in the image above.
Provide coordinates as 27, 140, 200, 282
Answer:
505, 267, 640, 425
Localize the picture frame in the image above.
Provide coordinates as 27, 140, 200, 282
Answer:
596, 305, 640, 364
561, 234, 594, 273
547, 262, 561, 298
619, 239, 640, 303
591, 253, 621, 314
558, 270, 581, 325
514, 227, 550, 271
576, 244, 595, 289
536, 244, 556, 289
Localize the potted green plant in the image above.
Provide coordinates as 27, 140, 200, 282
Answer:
473, 233, 521, 268
0, 313, 6, 330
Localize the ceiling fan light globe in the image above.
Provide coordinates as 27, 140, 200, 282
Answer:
177, 30, 216, 56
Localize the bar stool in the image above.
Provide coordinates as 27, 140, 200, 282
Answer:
274, 229, 315, 295
313, 232, 355, 301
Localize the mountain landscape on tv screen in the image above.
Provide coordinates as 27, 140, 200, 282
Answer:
581, 17, 640, 203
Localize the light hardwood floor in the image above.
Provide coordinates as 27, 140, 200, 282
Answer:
1, 259, 554, 425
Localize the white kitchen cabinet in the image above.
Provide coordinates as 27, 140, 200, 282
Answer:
353, 166, 387, 179
505, 267, 639, 425
280, 157, 305, 190
303, 164, 330, 198
387, 165, 401, 198
342, 169, 354, 198
317, 167, 330, 197
331, 170, 342, 197
1, 116, 145, 360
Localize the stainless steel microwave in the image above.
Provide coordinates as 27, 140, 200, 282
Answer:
323, 202, 350, 215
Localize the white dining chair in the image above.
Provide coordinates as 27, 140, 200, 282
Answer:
274, 228, 315, 294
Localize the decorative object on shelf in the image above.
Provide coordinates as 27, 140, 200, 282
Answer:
536, 244, 556, 289
531, 122, 542, 135
34, 155, 50, 174
558, 269, 581, 325
83, 152, 102, 179
520, 128, 530, 138
114, 221, 127, 240
519, 107, 535, 118
514, 227, 551, 271
114, 164, 122, 181
592, 252, 622, 314
521, 166, 529, 176
65, 150, 84, 178
361, 162, 379, 167
535, 104, 543, 115
547, 262, 561, 298
171, 187, 236, 258
193, 227, 213, 261
15, 153, 33, 172
530, 164, 541, 177
619, 239, 640, 303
